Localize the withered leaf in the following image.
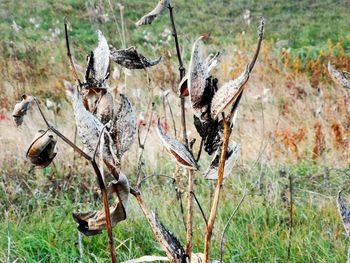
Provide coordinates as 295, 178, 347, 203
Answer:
204, 141, 239, 180
135, 0, 169, 26
156, 119, 198, 170
337, 190, 350, 236
12, 95, 34, 126
93, 30, 110, 83
73, 172, 130, 236
211, 65, 250, 119
26, 130, 57, 168
109, 94, 137, 159
110, 46, 161, 69
328, 62, 350, 90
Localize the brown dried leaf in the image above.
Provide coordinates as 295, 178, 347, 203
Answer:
73, 172, 130, 236
204, 141, 239, 180
328, 62, 350, 90
135, 0, 169, 26
156, 119, 198, 170
211, 65, 250, 119
110, 94, 137, 159
12, 95, 34, 126
337, 190, 350, 236
26, 130, 57, 168
110, 46, 161, 69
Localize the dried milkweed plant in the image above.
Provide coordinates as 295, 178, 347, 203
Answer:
11, 2, 264, 262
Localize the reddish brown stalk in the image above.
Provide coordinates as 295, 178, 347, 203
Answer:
34, 99, 117, 263
204, 113, 230, 263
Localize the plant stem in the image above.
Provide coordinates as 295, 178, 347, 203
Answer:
204, 113, 230, 263
34, 99, 117, 263
287, 171, 293, 261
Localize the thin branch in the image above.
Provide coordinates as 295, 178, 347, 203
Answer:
191, 191, 208, 226
219, 187, 247, 263
6, 211, 10, 263
204, 113, 230, 263
64, 18, 82, 87
138, 174, 175, 187
196, 138, 204, 162
78, 231, 85, 263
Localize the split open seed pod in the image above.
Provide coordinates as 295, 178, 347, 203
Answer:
204, 141, 239, 180
328, 62, 350, 90
135, 0, 169, 26
12, 95, 34, 126
337, 190, 350, 236
156, 119, 198, 170
211, 65, 250, 119
73, 172, 130, 236
26, 130, 57, 168
110, 46, 161, 69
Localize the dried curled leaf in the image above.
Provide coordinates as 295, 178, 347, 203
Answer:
211, 65, 250, 119
73, 172, 130, 236
12, 95, 34, 126
204, 141, 239, 180
157, 119, 198, 170
110, 47, 161, 69
110, 94, 137, 159
26, 130, 57, 168
93, 30, 110, 83
328, 62, 350, 90
337, 190, 350, 236
135, 0, 169, 26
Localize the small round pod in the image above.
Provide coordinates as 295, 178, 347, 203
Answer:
26, 130, 57, 168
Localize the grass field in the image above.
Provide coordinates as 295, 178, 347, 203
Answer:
1, 0, 350, 262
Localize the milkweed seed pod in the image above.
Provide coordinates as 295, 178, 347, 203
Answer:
96, 91, 114, 125
156, 119, 198, 170
328, 62, 350, 90
66, 83, 119, 170
150, 211, 187, 262
73, 172, 130, 236
204, 141, 239, 180
179, 50, 219, 99
188, 37, 209, 115
135, 0, 169, 26
110, 46, 161, 69
109, 94, 137, 159
26, 130, 57, 168
337, 191, 350, 236
12, 95, 34, 126
93, 30, 110, 83
211, 65, 250, 119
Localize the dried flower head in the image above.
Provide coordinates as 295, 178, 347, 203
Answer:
26, 130, 57, 168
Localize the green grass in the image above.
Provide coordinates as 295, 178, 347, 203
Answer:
1, 0, 350, 60
1, 163, 349, 262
